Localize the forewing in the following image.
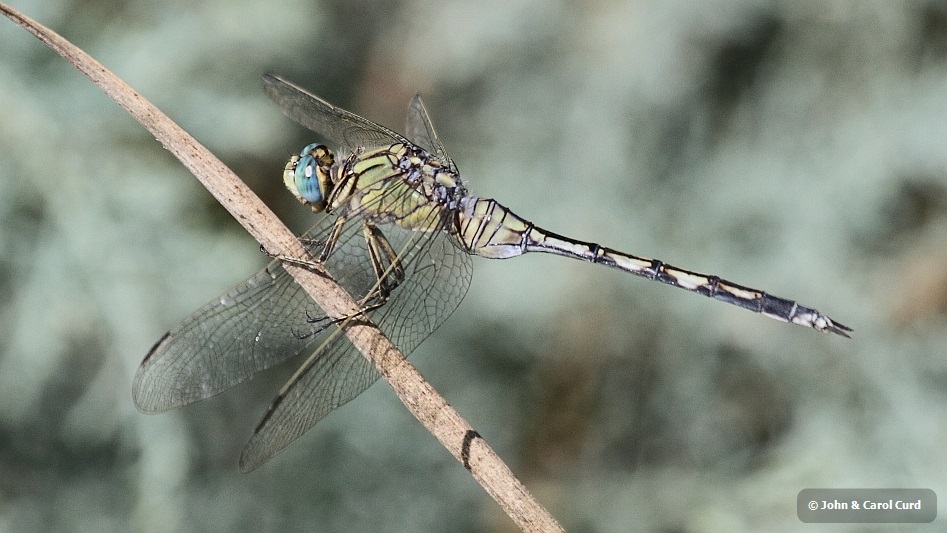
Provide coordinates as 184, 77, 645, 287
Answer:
132, 212, 379, 413
132, 252, 330, 413
239, 210, 473, 470
404, 94, 457, 172
263, 73, 409, 151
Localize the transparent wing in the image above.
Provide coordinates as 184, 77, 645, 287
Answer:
132, 214, 342, 413
262, 73, 409, 152
134, 182, 472, 468
404, 94, 457, 173
132, 184, 420, 412
239, 208, 472, 471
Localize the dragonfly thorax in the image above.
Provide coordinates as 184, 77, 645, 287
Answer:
395, 143, 467, 209
334, 142, 467, 220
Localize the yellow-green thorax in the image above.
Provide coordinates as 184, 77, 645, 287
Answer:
285, 142, 467, 233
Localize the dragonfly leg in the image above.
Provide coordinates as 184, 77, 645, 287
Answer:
360, 222, 406, 308
317, 215, 348, 262
259, 244, 279, 258
300, 222, 407, 332
296, 221, 406, 330
297, 237, 327, 249
259, 214, 351, 272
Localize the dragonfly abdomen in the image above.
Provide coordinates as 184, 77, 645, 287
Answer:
456, 196, 850, 337
582, 240, 850, 337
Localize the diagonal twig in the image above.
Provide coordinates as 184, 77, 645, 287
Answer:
0, 3, 564, 532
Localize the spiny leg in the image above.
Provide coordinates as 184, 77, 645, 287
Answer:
260, 212, 351, 272
315, 215, 348, 262
301, 221, 407, 328
359, 222, 406, 310
259, 213, 363, 332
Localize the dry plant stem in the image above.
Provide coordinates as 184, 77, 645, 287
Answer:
0, 3, 564, 532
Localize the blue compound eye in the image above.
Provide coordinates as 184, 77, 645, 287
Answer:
283, 143, 333, 211
293, 153, 324, 204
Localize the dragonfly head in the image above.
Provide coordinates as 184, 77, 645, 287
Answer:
284, 143, 334, 212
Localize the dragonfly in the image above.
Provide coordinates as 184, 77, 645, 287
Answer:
133, 74, 851, 472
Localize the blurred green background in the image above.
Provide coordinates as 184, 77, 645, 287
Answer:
2, 0, 946, 531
